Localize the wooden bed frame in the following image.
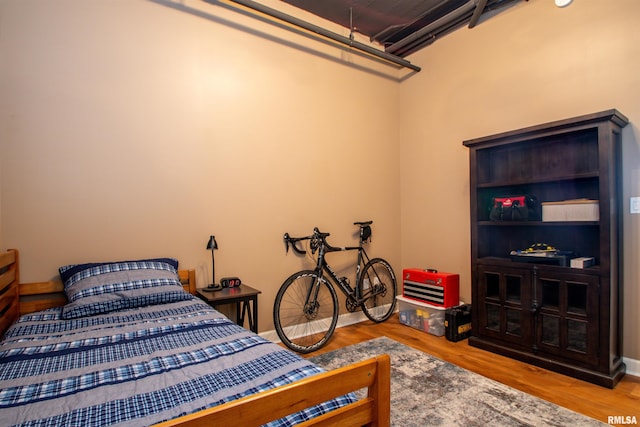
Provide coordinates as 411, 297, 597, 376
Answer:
0, 249, 391, 426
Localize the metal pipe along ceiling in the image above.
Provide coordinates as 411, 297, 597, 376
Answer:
204, 0, 421, 72
386, 0, 477, 54
468, 0, 489, 28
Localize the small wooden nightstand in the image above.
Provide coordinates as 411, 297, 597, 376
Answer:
197, 285, 262, 333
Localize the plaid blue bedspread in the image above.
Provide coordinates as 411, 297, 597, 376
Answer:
0, 298, 355, 426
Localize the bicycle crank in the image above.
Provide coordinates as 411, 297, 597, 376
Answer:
345, 296, 359, 312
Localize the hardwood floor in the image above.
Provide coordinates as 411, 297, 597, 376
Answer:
302, 315, 640, 425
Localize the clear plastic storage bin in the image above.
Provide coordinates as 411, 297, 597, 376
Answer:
397, 295, 448, 336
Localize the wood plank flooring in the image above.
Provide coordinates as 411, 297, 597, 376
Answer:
302, 315, 640, 425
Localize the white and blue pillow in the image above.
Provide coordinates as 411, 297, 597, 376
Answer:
59, 258, 192, 319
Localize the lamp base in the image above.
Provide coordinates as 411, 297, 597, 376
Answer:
202, 283, 222, 292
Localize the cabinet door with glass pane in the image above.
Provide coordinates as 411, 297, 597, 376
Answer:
534, 270, 599, 366
476, 265, 532, 348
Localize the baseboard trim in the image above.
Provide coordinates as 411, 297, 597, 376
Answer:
623, 356, 640, 377
259, 310, 368, 343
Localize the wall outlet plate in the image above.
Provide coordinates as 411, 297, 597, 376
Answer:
631, 197, 640, 214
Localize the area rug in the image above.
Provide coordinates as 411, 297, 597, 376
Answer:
309, 337, 605, 426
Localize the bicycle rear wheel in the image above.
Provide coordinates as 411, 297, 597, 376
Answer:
358, 258, 397, 322
273, 270, 339, 353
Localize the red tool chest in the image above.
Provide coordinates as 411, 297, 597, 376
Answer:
402, 268, 460, 308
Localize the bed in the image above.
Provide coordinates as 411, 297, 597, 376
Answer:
0, 249, 390, 426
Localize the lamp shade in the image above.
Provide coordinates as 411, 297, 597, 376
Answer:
206, 235, 218, 250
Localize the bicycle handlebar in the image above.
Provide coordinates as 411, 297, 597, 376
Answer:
284, 227, 332, 255
283, 232, 309, 255
284, 221, 373, 255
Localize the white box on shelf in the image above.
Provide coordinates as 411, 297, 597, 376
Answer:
570, 257, 595, 268
542, 199, 599, 222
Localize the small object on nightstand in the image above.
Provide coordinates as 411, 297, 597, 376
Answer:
221, 277, 241, 288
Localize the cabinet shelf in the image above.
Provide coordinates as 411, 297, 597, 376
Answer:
476, 256, 600, 274
464, 109, 627, 388
477, 172, 599, 188
478, 221, 599, 227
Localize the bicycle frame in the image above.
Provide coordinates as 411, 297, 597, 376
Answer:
314, 239, 369, 303
284, 226, 378, 307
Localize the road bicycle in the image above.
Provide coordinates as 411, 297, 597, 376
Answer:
273, 221, 397, 353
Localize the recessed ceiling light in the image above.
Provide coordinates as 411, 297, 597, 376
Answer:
555, 0, 573, 7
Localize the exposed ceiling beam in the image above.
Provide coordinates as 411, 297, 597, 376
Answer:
205, 0, 421, 72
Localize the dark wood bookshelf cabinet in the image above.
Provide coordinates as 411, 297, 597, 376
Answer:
463, 110, 628, 388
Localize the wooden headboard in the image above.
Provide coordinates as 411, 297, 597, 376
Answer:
0, 248, 197, 337
0, 249, 19, 337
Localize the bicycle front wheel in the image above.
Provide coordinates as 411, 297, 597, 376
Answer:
273, 270, 339, 353
358, 258, 397, 322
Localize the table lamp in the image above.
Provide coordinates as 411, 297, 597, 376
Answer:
206, 235, 218, 287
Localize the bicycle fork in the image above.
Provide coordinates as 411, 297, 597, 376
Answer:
303, 275, 323, 320
303, 246, 330, 320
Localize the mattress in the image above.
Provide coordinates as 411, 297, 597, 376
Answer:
0, 298, 354, 426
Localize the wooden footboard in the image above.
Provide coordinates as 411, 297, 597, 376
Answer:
155, 354, 391, 427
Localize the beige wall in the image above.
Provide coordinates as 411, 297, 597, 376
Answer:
399, 0, 640, 359
0, 0, 638, 361
0, 0, 402, 328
